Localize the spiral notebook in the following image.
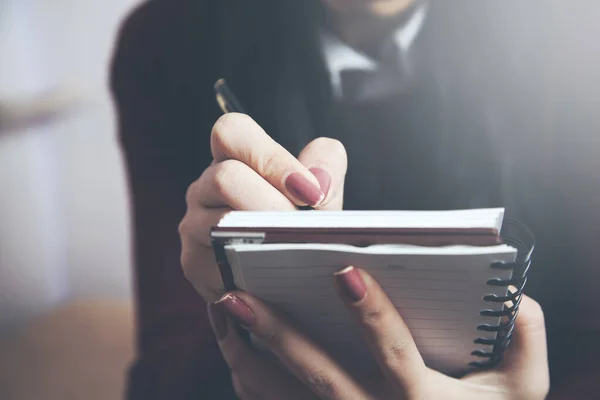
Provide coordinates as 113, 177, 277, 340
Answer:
211, 208, 534, 377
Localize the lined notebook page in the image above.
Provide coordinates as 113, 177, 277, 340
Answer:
226, 243, 516, 376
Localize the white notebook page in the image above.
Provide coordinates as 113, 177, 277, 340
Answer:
218, 208, 505, 230
225, 243, 517, 376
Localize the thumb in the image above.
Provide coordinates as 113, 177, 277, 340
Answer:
297, 137, 347, 210
502, 294, 550, 394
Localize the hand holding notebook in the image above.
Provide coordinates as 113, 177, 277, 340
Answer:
211, 208, 535, 376
207, 227, 548, 399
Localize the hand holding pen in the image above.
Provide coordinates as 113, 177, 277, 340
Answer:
212, 78, 347, 210
178, 78, 347, 303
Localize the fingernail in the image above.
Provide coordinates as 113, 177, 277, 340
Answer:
309, 168, 332, 199
285, 173, 325, 206
335, 266, 367, 302
207, 302, 228, 340
216, 293, 255, 327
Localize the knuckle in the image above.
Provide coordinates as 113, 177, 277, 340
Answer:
184, 179, 200, 207
211, 114, 239, 153
212, 160, 241, 197
362, 307, 386, 326
211, 113, 255, 157
253, 149, 282, 178
381, 340, 413, 367
177, 216, 189, 238
179, 245, 199, 283
180, 251, 193, 280
180, 253, 193, 282
306, 369, 338, 398
178, 212, 205, 244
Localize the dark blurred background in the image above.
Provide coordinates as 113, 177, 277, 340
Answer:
0, 1, 141, 399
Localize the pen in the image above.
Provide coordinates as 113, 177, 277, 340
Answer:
214, 78, 246, 114
213, 79, 314, 210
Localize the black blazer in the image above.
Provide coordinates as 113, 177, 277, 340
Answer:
111, 1, 600, 398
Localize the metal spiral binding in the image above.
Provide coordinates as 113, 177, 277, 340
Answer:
469, 219, 535, 368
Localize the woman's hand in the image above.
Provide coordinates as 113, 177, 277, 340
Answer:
178, 113, 347, 303
208, 267, 550, 400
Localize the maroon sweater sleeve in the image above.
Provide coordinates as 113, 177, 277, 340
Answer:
110, 2, 234, 399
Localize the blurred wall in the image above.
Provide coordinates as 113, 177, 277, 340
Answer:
0, 0, 141, 333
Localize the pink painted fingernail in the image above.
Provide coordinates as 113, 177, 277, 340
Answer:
207, 302, 228, 340
309, 168, 332, 199
335, 266, 367, 302
285, 173, 325, 206
216, 293, 255, 327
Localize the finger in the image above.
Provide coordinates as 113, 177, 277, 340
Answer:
297, 137, 347, 210
189, 159, 296, 210
215, 292, 370, 400
501, 294, 549, 393
179, 207, 231, 247
178, 207, 231, 302
207, 303, 314, 400
211, 113, 324, 206
180, 241, 224, 302
334, 266, 427, 398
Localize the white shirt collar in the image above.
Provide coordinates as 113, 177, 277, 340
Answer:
320, 4, 428, 99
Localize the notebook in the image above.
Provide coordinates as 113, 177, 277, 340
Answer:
211, 208, 533, 377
